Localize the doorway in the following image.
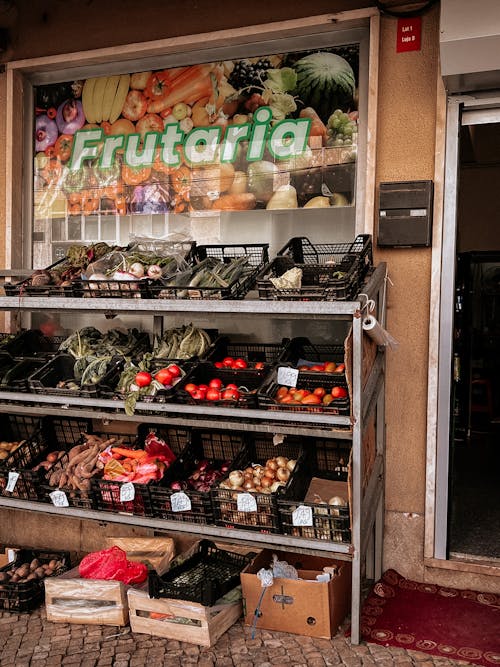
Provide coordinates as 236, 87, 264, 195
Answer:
448, 109, 500, 562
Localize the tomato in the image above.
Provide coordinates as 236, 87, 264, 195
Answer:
191, 389, 205, 400
222, 357, 235, 367
184, 383, 197, 394
122, 164, 151, 186
254, 361, 265, 370
324, 361, 337, 373
154, 368, 174, 386
276, 386, 289, 400
334, 363, 346, 373
54, 134, 74, 162
331, 386, 348, 398
222, 388, 240, 400
167, 364, 181, 378
214, 361, 224, 369
313, 387, 326, 398
309, 364, 326, 372
225, 383, 239, 391
135, 371, 152, 388
233, 358, 248, 369
301, 393, 322, 405
206, 388, 221, 401
209, 378, 223, 389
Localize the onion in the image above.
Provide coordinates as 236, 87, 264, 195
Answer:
253, 476, 261, 487
244, 467, 254, 475
260, 476, 273, 488
266, 459, 278, 471
286, 459, 297, 472
129, 262, 145, 278
56, 99, 85, 135
228, 470, 244, 488
328, 496, 347, 506
276, 467, 290, 482
112, 270, 136, 281
263, 468, 276, 480
276, 456, 288, 468
147, 264, 163, 279
243, 480, 255, 490
35, 115, 58, 152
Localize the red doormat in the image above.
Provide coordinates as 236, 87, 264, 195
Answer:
358, 569, 500, 666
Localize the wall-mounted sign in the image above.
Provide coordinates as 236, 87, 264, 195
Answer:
396, 17, 422, 53
33, 46, 359, 217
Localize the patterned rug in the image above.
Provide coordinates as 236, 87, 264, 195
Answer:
359, 569, 500, 666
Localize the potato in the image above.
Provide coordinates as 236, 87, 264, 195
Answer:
44, 567, 54, 576
15, 565, 30, 578
0, 451, 8, 460
29, 559, 40, 571
48, 559, 58, 570
0, 572, 8, 583
25, 573, 37, 581
34, 567, 46, 579
10, 574, 20, 582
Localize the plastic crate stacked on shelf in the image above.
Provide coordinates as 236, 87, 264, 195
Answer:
0, 549, 71, 613
92, 425, 189, 517
211, 433, 309, 534
257, 234, 372, 301
149, 428, 247, 525
3, 258, 79, 298
0, 414, 41, 497
148, 539, 252, 606
34, 417, 100, 509
278, 439, 352, 543
149, 243, 269, 300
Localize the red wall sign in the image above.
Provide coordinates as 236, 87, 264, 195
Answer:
396, 17, 422, 53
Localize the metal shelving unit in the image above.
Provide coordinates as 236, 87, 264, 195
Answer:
0, 263, 387, 644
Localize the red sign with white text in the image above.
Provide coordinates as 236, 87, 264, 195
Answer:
397, 17, 422, 53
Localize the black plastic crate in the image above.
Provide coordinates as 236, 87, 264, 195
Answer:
280, 337, 346, 379
0, 357, 48, 392
257, 234, 372, 301
40, 423, 136, 511
0, 414, 41, 478
205, 337, 292, 369
278, 439, 352, 543
0, 548, 71, 612
150, 428, 247, 525
28, 417, 94, 509
148, 539, 251, 606
0, 330, 65, 358
176, 362, 266, 409
76, 276, 150, 299
150, 243, 269, 300
28, 353, 123, 398
258, 368, 350, 416
211, 433, 307, 534
3, 259, 79, 298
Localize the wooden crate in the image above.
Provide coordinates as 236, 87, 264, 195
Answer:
127, 586, 242, 647
44, 567, 128, 626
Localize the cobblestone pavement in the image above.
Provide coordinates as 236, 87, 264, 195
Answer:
0, 609, 471, 667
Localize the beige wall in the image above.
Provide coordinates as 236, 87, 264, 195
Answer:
0, 1, 497, 591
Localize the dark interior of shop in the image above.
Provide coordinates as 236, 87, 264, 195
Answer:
449, 120, 500, 562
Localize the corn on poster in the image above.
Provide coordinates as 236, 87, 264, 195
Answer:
34, 47, 358, 217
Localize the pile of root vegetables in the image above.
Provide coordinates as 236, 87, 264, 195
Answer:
0, 557, 65, 585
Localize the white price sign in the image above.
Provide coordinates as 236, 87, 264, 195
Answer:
50, 490, 69, 507
277, 366, 299, 388
237, 492, 257, 513
292, 505, 314, 527
120, 482, 135, 502
5, 472, 19, 493
170, 491, 192, 512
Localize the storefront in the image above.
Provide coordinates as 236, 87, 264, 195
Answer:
0, 0, 497, 638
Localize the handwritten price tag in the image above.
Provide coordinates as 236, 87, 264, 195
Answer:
120, 482, 135, 502
277, 366, 299, 388
237, 492, 257, 513
5, 472, 19, 493
50, 490, 69, 507
292, 505, 313, 526
171, 492, 192, 512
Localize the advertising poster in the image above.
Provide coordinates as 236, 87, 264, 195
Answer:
34, 46, 359, 218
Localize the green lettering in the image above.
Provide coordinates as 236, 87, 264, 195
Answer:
268, 118, 311, 160
124, 132, 159, 167
184, 127, 221, 165
159, 123, 185, 167
68, 129, 102, 171
99, 134, 124, 169
221, 123, 251, 163
247, 107, 272, 161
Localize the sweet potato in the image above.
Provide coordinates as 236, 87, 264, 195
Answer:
211, 192, 256, 211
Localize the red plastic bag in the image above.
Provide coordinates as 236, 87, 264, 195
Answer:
78, 546, 148, 584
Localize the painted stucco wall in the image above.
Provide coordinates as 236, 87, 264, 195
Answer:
0, 0, 496, 591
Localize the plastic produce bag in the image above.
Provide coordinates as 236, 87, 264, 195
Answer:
78, 546, 148, 584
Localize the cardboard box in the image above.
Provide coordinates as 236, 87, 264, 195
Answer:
241, 549, 351, 639
105, 537, 174, 574
128, 586, 242, 647
45, 567, 129, 626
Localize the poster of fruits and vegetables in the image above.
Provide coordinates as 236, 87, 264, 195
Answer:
34, 46, 358, 218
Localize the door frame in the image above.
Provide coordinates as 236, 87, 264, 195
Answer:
426, 90, 500, 564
